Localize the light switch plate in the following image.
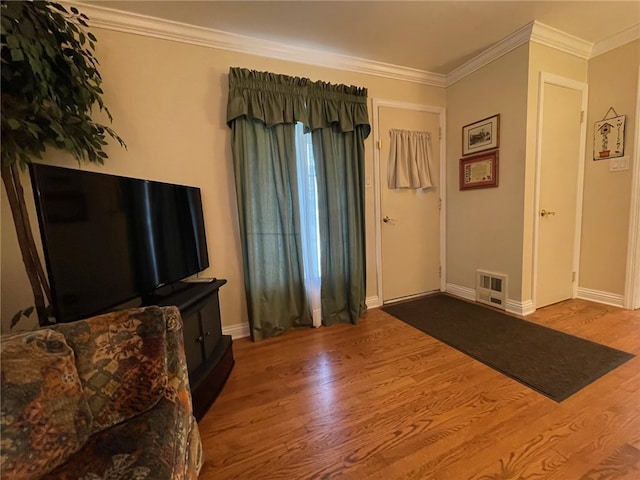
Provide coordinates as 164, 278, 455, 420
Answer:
609, 156, 629, 172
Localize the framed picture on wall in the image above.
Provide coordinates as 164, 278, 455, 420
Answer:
593, 114, 625, 160
462, 114, 500, 156
460, 151, 499, 190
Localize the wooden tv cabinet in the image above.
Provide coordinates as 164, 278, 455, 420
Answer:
155, 279, 234, 420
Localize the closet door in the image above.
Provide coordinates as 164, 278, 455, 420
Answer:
535, 75, 587, 308
378, 105, 442, 303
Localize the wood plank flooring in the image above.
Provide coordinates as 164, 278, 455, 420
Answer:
198, 297, 640, 479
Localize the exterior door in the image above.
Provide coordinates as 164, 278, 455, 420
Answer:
536, 77, 586, 308
378, 105, 441, 303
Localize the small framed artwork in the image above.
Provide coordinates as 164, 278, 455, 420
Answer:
593, 114, 625, 160
462, 114, 500, 156
460, 151, 499, 190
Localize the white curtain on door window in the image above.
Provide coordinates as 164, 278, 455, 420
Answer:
295, 122, 322, 328
387, 129, 433, 189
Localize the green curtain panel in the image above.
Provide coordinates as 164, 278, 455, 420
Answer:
229, 119, 311, 340
226, 67, 370, 339
227, 69, 311, 340
308, 81, 370, 325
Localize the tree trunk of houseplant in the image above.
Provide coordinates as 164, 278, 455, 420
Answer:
1, 164, 52, 326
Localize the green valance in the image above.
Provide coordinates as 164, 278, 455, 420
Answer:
226, 67, 371, 138
226, 68, 309, 128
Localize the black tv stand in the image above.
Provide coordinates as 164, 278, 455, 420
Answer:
153, 279, 233, 420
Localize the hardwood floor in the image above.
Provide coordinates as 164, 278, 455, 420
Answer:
198, 297, 640, 479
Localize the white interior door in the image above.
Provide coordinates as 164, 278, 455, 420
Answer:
535, 75, 587, 308
378, 105, 442, 303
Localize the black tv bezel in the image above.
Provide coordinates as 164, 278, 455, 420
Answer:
29, 163, 210, 323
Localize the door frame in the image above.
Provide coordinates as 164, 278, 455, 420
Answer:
532, 72, 588, 309
624, 65, 640, 309
371, 98, 447, 305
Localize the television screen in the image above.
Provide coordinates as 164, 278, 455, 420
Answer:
29, 164, 209, 322
126, 179, 209, 291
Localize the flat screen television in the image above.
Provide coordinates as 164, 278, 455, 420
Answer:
29, 163, 209, 323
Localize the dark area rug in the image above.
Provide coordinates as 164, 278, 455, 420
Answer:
382, 294, 634, 402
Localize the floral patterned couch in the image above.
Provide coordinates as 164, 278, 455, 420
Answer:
1, 305, 203, 480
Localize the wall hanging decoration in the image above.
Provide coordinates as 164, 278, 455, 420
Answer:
594, 107, 625, 160
462, 114, 500, 156
460, 151, 499, 190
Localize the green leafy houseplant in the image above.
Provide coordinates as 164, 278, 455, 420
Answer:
1, 1, 125, 327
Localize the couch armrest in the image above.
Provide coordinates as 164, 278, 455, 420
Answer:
53, 306, 172, 433
160, 306, 195, 413
160, 306, 203, 478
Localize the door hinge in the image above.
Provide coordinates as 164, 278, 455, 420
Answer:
580, 111, 585, 123
572, 271, 576, 282
439, 127, 442, 140
439, 198, 442, 211
439, 266, 442, 277
377, 139, 383, 150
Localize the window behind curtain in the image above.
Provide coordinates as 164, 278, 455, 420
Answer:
295, 122, 322, 327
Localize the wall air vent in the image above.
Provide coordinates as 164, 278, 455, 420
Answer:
476, 270, 508, 310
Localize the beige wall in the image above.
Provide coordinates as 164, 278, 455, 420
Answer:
444, 38, 635, 309
445, 45, 529, 302
580, 39, 640, 295
0, 27, 445, 333
3, 23, 638, 333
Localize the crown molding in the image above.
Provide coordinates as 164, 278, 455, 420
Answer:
67, 2, 636, 90
69, 1, 446, 87
446, 21, 595, 86
446, 22, 534, 86
591, 23, 640, 58
530, 21, 593, 59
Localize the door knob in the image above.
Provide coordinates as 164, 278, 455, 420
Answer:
540, 209, 556, 217
383, 215, 397, 224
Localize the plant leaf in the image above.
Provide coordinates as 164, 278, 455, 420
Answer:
10, 48, 24, 62
49, 3, 67, 13
10, 310, 23, 329
1, 0, 125, 167
6, 35, 20, 49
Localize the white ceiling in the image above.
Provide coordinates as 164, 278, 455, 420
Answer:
86, 1, 640, 74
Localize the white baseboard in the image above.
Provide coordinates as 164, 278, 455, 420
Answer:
225, 286, 605, 338
224, 287, 559, 338
222, 322, 250, 339
506, 299, 535, 316
446, 282, 534, 316
384, 282, 625, 314
366, 296, 382, 309
445, 282, 475, 301
576, 287, 625, 308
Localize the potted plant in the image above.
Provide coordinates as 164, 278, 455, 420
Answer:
1, 1, 125, 327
